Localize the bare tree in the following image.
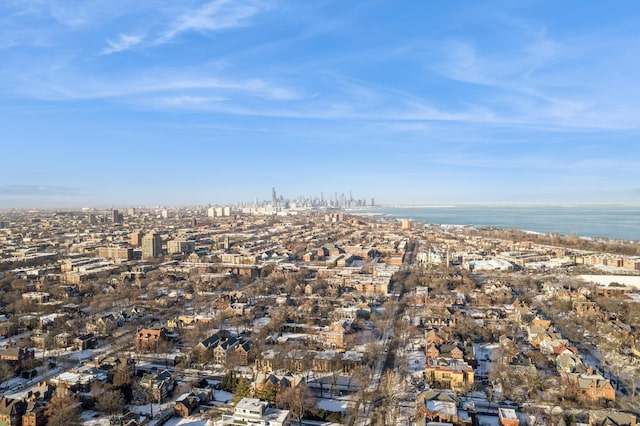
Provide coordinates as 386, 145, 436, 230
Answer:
45, 389, 82, 426
0, 361, 15, 382
95, 388, 126, 417
350, 365, 373, 416
277, 383, 313, 426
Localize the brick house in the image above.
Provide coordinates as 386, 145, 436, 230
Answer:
0, 398, 27, 426
0, 347, 35, 371
135, 328, 167, 353
570, 372, 616, 403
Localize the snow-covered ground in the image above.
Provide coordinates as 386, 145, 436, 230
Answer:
474, 342, 499, 377
317, 397, 350, 414
406, 349, 426, 376
80, 411, 110, 426
213, 390, 233, 403
161, 417, 209, 426
578, 274, 640, 289
253, 317, 270, 328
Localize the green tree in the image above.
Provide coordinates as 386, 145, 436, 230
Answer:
221, 370, 238, 392
256, 380, 277, 403
232, 377, 251, 404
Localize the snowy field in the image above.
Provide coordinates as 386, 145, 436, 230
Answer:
579, 274, 640, 289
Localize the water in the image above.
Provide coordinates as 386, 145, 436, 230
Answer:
351, 204, 640, 241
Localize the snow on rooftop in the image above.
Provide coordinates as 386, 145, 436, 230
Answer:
317, 397, 349, 413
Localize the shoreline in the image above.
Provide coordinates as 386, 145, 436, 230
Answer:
345, 205, 640, 243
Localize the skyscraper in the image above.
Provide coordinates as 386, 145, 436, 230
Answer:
272, 187, 277, 205
142, 231, 162, 259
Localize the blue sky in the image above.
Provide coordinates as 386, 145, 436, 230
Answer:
1, 0, 640, 207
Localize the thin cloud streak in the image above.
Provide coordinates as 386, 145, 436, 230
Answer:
101, 33, 144, 54
18, 72, 305, 102
0, 184, 85, 197
155, 0, 267, 44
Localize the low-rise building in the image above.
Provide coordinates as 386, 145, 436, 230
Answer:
221, 397, 290, 426
425, 358, 474, 392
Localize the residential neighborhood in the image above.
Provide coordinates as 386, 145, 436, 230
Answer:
0, 204, 639, 425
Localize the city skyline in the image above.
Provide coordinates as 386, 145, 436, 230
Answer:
1, 1, 640, 207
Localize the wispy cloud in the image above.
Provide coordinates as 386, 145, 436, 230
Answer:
101, 33, 144, 54
157, 0, 266, 44
0, 184, 84, 197
156, 94, 228, 107
19, 71, 305, 103
428, 36, 640, 130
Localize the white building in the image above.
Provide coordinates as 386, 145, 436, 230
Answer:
221, 397, 290, 426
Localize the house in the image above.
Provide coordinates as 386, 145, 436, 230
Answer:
498, 408, 519, 426
54, 332, 73, 348
135, 328, 167, 352
195, 332, 250, 366
0, 322, 18, 338
21, 401, 46, 426
425, 358, 474, 392
588, 410, 636, 426
556, 352, 586, 375
25, 381, 56, 403
426, 343, 440, 361
221, 397, 290, 426
139, 369, 174, 402
0, 347, 35, 370
120, 412, 150, 426
439, 344, 464, 360
416, 391, 466, 426
195, 333, 223, 352
232, 340, 251, 366
425, 330, 445, 346
174, 393, 201, 417
573, 301, 600, 317
570, 372, 616, 403
426, 340, 475, 367
424, 307, 456, 328
254, 372, 305, 394
509, 353, 536, 377
312, 350, 340, 373
319, 320, 347, 349
283, 350, 306, 374
0, 397, 27, 426
73, 333, 97, 351
255, 350, 278, 373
